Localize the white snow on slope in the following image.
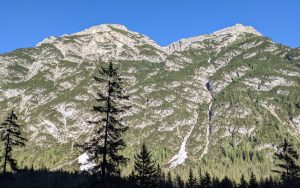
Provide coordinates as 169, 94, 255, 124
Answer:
78, 153, 96, 171
168, 124, 195, 168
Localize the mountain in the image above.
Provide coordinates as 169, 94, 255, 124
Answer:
0, 23, 300, 180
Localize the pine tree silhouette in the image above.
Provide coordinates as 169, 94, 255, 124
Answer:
238, 174, 247, 188
200, 171, 212, 188
156, 164, 165, 188
132, 144, 157, 187
219, 176, 233, 188
263, 176, 275, 188
175, 174, 184, 188
249, 172, 258, 188
212, 177, 220, 188
0, 110, 27, 175
273, 138, 300, 187
166, 171, 173, 188
78, 61, 130, 187
186, 168, 197, 188
161, 172, 166, 188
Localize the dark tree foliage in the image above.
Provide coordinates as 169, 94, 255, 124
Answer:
175, 174, 184, 188
238, 174, 247, 188
132, 144, 157, 187
186, 168, 197, 188
219, 176, 233, 188
0, 168, 139, 188
273, 138, 300, 186
166, 171, 173, 188
0, 110, 27, 175
1, 166, 299, 188
128, 171, 136, 186
160, 172, 166, 188
262, 176, 276, 188
212, 177, 220, 188
200, 172, 212, 188
78, 61, 130, 187
249, 172, 258, 188
156, 164, 165, 188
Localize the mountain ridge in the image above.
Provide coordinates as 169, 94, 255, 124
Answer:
0, 23, 300, 180
36, 23, 263, 54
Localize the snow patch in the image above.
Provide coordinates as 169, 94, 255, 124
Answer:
78, 153, 96, 171
169, 124, 195, 168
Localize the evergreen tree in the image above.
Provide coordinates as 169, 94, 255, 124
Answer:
166, 171, 173, 188
128, 171, 137, 187
186, 168, 197, 188
161, 172, 166, 188
200, 172, 212, 188
249, 172, 258, 188
156, 164, 165, 188
219, 176, 233, 188
212, 177, 220, 188
273, 138, 300, 186
262, 177, 275, 188
79, 61, 130, 187
238, 174, 247, 188
0, 110, 27, 175
175, 174, 184, 188
132, 144, 157, 187
267, 176, 275, 188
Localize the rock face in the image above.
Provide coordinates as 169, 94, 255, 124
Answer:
163, 24, 262, 54
0, 23, 300, 179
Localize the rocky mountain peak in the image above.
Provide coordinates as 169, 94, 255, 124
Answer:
163, 24, 262, 54
35, 23, 166, 63
73, 24, 129, 35
212, 23, 262, 36
36, 24, 129, 46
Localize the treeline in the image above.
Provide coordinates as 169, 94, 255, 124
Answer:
1, 62, 300, 187
127, 143, 300, 188
0, 142, 299, 188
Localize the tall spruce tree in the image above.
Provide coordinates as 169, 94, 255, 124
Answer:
238, 174, 247, 188
166, 171, 173, 188
79, 61, 130, 187
132, 143, 157, 187
186, 168, 197, 188
263, 176, 275, 188
0, 110, 27, 175
156, 164, 165, 188
273, 138, 300, 186
212, 177, 220, 188
161, 172, 166, 188
219, 176, 233, 188
200, 172, 212, 188
175, 174, 184, 188
248, 172, 258, 188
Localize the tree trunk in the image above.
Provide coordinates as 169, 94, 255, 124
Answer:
3, 134, 10, 175
102, 76, 111, 188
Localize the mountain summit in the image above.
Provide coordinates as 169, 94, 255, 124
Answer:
164, 24, 262, 53
213, 23, 262, 36
0, 23, 299, 180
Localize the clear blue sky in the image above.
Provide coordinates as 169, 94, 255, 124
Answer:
1, 0, 299, 54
